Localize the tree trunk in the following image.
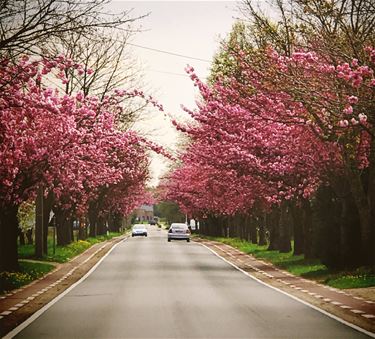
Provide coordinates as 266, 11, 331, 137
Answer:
35, 187, 44, 258
233, 214, 239, 239
302, 199, 315, 259
42, 191, 54, 255
88, 205, 98, 237
0, 204, 20, 271
206, 215, 212, 236
346, 166, 372, 265
245, 215, 251, 242
26, 228, 33, 244
71, 218, 75, 242
78, 218, 87, 240
18, 228, 25, 246
221, 216, 227, 237
278, 202, 292, 253
339, 197, 351, 268
249, 216, 258, 244
268, 209, 280, 251
108, 213, 114, 233
258, 213, 267, 246
368, 136, 375, 266
56, 208, 72, 246
97, 216, 107, 235
108, 213, 121, 233
242, 215, 247, 241
201, 218, 207, 236
229, 216, 233, 237
290, 203, 304, 255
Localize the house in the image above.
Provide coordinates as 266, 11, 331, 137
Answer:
134, 204, 154, 222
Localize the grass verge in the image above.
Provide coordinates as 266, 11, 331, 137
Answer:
0, 261, 55, 294
0, 232, 125, 295
201, 236, 375, 289
18, 232, 123, 263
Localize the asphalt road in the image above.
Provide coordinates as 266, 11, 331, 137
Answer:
14, 226, 369, 338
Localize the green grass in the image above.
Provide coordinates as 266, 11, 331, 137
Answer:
202, 236, 375, 289
19, 232, 122, 263
0, 261, 55, 294
0, 232, 125, 295
323, 268, 375, 289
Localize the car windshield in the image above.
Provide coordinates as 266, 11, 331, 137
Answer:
133, 225, 144, 229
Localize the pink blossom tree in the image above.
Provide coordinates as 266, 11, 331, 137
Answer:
162, 43, 374, 262
0, 55, 166, 271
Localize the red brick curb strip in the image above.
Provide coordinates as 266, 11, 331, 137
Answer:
0, 234, 128, 337
194, 237, 375, 335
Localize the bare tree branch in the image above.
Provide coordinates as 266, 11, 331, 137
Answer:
0, 0, 148, 56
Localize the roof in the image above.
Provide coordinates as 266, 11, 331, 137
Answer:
138, 204, 153, 212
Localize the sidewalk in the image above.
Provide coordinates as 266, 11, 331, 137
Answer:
195, 237, 375, 335
0, 234, 128, 338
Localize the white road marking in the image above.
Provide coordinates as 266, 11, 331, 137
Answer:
200, 242, 375, 339
362, 314, 375, 319
4, 237, 129, 339
351, 310, 365, 314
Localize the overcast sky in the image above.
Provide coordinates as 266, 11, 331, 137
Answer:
110, 1, 239, 185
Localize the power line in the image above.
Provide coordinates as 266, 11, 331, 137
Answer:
149, 69, 189, 77
128, 43, 211, 63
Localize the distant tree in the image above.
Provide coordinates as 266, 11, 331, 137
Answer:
209, 21, 253, 84
154, 201, 185, 225
17, 201, 35, 232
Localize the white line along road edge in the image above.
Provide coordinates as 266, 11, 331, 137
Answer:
199, 243, 375, 339
4, 237, 129, 339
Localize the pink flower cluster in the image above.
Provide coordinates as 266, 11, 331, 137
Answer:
160, 45, 374, 218
0, 56, 166, 216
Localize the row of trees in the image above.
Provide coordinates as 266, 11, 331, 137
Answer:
0, 0, 163, 272
160, 0, 375, 269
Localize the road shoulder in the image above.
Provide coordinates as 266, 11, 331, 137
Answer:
0, 234, 128, 338
195, 237, 375, 335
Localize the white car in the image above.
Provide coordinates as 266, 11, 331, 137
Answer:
132, 224, 148, 237
168, 223, 190, 242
